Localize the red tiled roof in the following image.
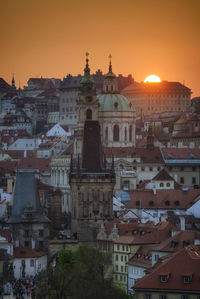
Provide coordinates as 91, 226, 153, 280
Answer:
152, 169, 175, 181
103, 147, 164, 164
124, 189, 200, 210
18, 157, 51, 172
0, 228, 12, 243
14, 247, 47, 258
153, 230, 200, 253
128, 246, 152, 269
162, 148, 200, 160
0, 161, 17, 173
134, 245, 200, 292
4, 150, 37, 159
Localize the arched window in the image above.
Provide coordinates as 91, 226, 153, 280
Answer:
129, 125, 132, 141
86, 109, 92, 120
160, 182, 164, 187
113, 124, 119, 141
105, 127, 108, 141
125, 127, 127, 141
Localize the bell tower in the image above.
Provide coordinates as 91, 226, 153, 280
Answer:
74, 53, 99, 158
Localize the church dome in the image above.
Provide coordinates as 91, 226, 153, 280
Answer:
97, 93, 135, 112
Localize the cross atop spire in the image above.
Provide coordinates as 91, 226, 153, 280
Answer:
108, 54, 112, 73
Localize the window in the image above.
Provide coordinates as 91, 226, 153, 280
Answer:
39, 241, 43, 248
113, 125, 119, 141
149, 167, 152, 171
160, 183, 164, 187
30, 259, 34, 267
24, 241, 29, 247
181, 296, 189, 299
144, 295, 152, 299
166, 182, 170, 187
124, 127, 127, 141
24, 230, 30, 237
159, 295, 167, 299
115, 265, 118, 271
39, 230, 44, 237
115, 254, 118, 261
160, 275, 169, 282
183, 275, 192, 283
180, 177, 184, 184
115, 275, 118, 281
122, 245, 125, 251
121, 255, 123, 262
121, 265, 123, 272
117, 244, 120, 251
129, 125, 132, 141
86, 109, 92, 120
105, 127, 108, 141
192, 177, 196, 184
120, 275, 123, 282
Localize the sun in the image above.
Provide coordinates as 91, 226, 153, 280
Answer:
144, 74, 161, 83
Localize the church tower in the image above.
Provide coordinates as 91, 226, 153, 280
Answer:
74, 53, 99, 159
70, 54, 116, 244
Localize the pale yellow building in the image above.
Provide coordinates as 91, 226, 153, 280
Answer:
122, 81, 191, 116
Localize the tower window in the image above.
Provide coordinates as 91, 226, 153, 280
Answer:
86, 109, 92, 120
125, 127, 127, 141
105, 127, 108, 141
113, 125, 119, 141
129, 125, 132, 141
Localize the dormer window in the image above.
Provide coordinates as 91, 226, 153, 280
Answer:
160, 274, 169, 282
170, 240, 178, 248
183, 275, 192, 283
160, 183, 164, 187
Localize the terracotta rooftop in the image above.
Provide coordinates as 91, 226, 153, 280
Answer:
128, 246, 152, 269
0, 228, 12, 243
14, 247, 47, 258
162, 148, 200, 160
152, 169, 175, 181
18, 157, 51, 172
153, 230, 200, 253
103, 147, 164, 164
134, 245, 200, 292
124, 189, 200, 210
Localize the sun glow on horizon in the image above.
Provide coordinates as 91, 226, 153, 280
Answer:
144, 74, 161, 83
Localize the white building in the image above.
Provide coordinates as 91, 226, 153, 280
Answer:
13, 247, 47, 279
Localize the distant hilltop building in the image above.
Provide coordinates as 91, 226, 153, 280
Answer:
122, 80, 191, 116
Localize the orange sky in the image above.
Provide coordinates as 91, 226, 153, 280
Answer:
0, 0, 200, 97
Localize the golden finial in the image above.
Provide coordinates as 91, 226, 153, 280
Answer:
108, 54, 112, 73
86, 52, 89, 58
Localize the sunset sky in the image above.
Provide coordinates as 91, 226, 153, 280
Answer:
0, 0, 200, 96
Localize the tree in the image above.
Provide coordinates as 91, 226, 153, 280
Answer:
35, 244, 129, 299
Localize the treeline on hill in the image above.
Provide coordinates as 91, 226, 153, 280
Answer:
34, 244, 130, 299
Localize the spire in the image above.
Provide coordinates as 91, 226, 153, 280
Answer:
12, 73, 15, 88
108, 54, 112, 73
80, 52, 95, 87
84, 52, 90, 76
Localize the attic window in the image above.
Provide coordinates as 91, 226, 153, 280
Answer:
165, 200, 170, 206
170, 240, 178, 248
149, 201, 154, 206
174, 200, 180, 206
160, 274, 169, 283
136, 201, 140, 206
183, 275, 192, 283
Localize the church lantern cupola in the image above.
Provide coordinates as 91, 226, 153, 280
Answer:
103, 54, 118, 94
